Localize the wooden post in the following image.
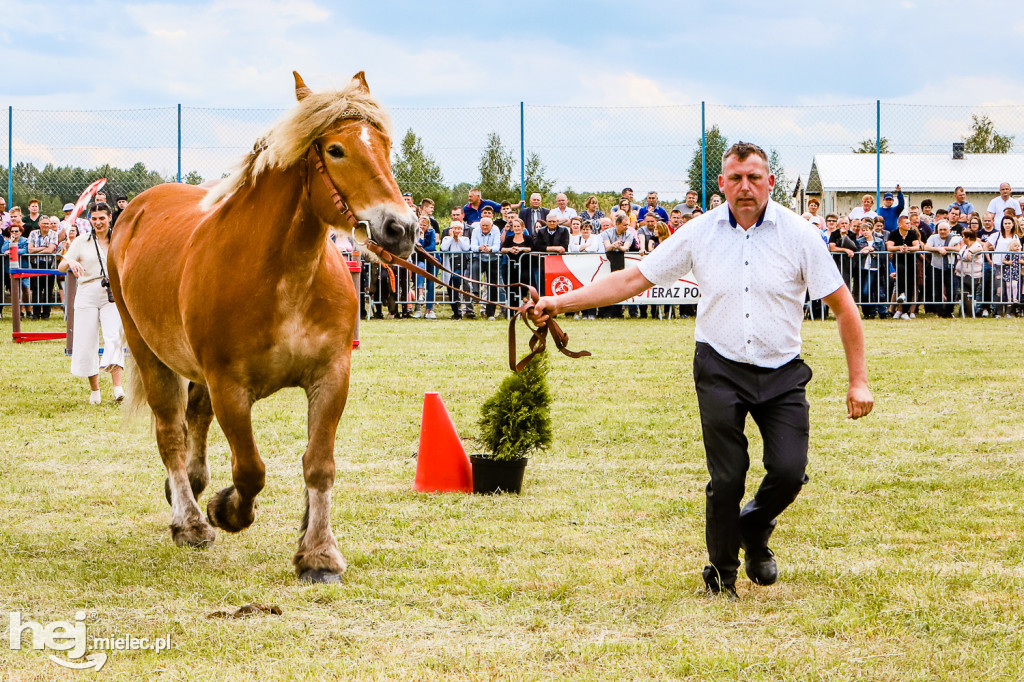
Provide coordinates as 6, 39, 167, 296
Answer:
65, 272, 77, 355
10, 244, 20, 335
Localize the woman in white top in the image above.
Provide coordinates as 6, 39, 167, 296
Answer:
440, 221, 471, 319
989, 215, 1022, 317
569, 223, 604, 254
58, 203, 125, 404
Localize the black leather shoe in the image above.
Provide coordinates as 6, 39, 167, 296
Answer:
740, 518, 778, 586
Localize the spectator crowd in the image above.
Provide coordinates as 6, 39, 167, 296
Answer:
6, 183, 1023, 322
350, 182, 1024, 321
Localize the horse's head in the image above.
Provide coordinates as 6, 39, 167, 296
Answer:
297, 72, 417, 259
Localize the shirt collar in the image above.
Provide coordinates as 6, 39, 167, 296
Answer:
724, 200, 772, 229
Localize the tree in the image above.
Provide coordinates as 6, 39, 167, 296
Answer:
512, 151, 554, 199
768, 149, 791, 207
687, 125, 728, 207
391, 128, 448, 206
183, 170, 204, 185
852, 137, 890, 154
477, 132, 515, 203
962, 114, 1014, 153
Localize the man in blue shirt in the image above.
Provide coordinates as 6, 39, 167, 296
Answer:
876, 185, 904, 234
637, 191, 669, 223
470, 217, 503, 319
947, 187, 973, 229
463, 188, 503, 226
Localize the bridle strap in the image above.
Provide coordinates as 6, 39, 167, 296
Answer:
310, 143, 590, 372
312, 145, 364, 233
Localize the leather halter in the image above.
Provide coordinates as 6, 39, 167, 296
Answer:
310, 144, 591, 372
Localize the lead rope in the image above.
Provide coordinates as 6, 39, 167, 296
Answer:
310, 145, 591, 371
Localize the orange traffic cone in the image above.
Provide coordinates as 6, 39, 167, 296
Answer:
414, 392, 473, 493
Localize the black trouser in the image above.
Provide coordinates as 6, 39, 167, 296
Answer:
601, 252, 625, 318
693, 342, 811, 586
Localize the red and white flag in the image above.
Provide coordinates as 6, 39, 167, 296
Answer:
70, 178, 107, 222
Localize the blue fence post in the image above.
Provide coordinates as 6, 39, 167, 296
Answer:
519, 102, 525, 204
875, 99, 881, 207
177, 103, 182, 183
7, 106, 12, 204
701, 101, 706, 210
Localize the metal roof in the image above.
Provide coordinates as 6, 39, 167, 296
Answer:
807, 154, 1022, 193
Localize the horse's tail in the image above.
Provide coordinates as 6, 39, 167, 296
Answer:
122, 354, 150, 424
122, 355, 189, 430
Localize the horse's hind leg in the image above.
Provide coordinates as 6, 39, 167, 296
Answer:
163, 381, 214, 505
205, 382, 264, 533
133, 353, 217, 549
293, 364, 350, 583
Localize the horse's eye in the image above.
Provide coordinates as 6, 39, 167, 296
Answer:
327, 145, 345, 159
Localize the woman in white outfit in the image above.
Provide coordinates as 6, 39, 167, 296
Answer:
58, 203, 125, 404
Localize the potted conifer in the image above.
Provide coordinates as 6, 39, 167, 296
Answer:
471, 355, 552, 494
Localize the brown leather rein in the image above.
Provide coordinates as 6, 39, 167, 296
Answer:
311, 145, 591, 372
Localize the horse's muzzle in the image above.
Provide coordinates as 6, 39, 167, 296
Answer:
377, 213, 417, 258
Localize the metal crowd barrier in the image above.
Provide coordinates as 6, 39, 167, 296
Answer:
809, 249, 1022, 320
2, 252, 66, 317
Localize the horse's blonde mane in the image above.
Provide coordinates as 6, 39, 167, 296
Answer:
200, 79, 393, 211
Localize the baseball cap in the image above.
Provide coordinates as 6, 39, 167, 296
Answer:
62, 203, 75, 211
883, 192, 894, 200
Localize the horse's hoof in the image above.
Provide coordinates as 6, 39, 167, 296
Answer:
299, 569, 343, 584
171, 522, 217, 549
206, 486, 255, 533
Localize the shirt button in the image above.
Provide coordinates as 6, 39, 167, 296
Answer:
747, 340, 751, 344
745, 261, 749, 265
746, 313, 750, 318
745, 287, 749, 292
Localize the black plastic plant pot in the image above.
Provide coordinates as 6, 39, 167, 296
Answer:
469, 454, 528, 495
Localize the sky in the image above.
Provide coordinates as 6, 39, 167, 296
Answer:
3, 0, 1024, 195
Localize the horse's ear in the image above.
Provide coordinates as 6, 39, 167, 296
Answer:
293, 71, 312, 101
350, 71, 370, 95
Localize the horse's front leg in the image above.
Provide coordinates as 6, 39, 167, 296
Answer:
293, 363, 350, 583
205, 382, 264, 533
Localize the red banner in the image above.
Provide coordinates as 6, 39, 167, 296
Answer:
543, 254, 699, 303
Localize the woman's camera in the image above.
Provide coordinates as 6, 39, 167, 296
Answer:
101, 277, 115, 303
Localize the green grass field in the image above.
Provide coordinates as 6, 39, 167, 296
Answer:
1, 313, 1023, 679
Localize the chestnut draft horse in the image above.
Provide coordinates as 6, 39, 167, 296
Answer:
108, 72, 417, 583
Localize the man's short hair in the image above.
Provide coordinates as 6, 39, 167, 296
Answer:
621, 187, 633, 194
469, 187, 480, 194
614, 212, 628, 226
28, 198, 40, 206
686, 190, 698, 198
481, 205, 494, 214
825, 213, 838, 221
670, 209, 682, 216
500, 200, 510, 208
897, 214, 909, 222
420, 198, 434, 207
722, 141, 769, 167
936, 220, 951, 231
909, 205, 920, 213
962, 229, 977, 240
954, 186, 964, 193
936, 208, 949, 217
647, 191, 657, 197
